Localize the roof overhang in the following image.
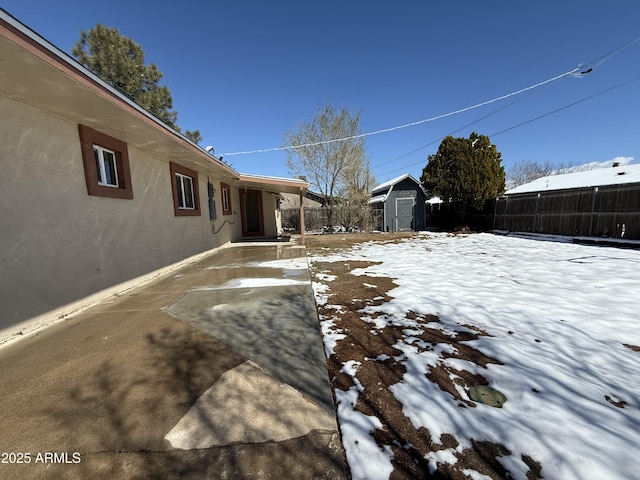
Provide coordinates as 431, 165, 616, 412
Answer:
368, 194, 388, 204
0, 10, 240, 181
372, 173, 426, 196
0, 9, 305, 197
233, 174, 309, 196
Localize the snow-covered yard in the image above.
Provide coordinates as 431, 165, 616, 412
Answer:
308, 232, 640, 480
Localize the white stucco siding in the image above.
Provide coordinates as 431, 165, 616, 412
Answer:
261, 192, 278, 237
0, 96, 236, 341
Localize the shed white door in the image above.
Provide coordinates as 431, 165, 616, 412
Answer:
395, 197, 414, 231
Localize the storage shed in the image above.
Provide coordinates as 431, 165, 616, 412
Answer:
369, 174, 427, 232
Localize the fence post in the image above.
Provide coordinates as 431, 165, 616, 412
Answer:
492, 197, 498, 230
588, 186, 598, 237
534, 193, 541, 232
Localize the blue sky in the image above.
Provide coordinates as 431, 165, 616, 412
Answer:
3, 1, 640, 186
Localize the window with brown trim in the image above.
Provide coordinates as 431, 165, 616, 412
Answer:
221, 182, 232, 215
78, 124, 133, 199
170, 162, 201, 216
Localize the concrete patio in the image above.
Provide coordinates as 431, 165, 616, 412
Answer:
0, 241, 347, 479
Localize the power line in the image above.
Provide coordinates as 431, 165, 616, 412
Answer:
223, 34, 640, 157
223, 68, 578, 156
490, 74, 640, 137
372, 89, 539, 169
571, 35, 640, 76
374, 74, 640, 179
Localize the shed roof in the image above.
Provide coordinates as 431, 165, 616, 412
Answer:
370, 173, 427, 204
372, 173, 424, 194
506, 163, 640, 195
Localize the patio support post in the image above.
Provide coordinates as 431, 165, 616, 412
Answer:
299, 189, 306, 245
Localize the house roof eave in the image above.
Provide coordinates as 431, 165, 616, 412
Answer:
234, 173, 309, 195
0, 8, 236, 180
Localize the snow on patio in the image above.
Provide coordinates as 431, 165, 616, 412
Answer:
309, 232, 640, 480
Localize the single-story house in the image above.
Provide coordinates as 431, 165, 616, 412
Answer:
280, 189, 326, 209
505, 162, 640, 196
369, 174, 427, 232
0, 9, 309, 342
494, 163, 640, 238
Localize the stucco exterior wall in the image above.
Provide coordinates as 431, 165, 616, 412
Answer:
0, 96, 241, 341
262, 192, 279, 237
280, 192, 322, 209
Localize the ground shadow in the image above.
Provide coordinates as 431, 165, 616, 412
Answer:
38, 323, 345, 479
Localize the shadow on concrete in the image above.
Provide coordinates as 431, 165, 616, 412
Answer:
165, 284, 334, 412
0, 242, 347, 479
231, 236, 292, 243
33, 324, 345, 480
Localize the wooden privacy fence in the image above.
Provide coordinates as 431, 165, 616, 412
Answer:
281, 207, 383, 232
281, 207, 329, 232
489, 183, 640, 239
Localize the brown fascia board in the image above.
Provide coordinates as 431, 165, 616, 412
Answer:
236, 174, 309, 195
0, 8, 237, 178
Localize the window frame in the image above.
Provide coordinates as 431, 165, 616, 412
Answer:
175, 172, 195, 210
170, 162, 201, 216
94, 144, 119, 188
79, 124, 133, 199
221, 182, 232, 215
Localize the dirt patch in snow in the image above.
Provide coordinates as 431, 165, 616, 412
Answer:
305, 232, 418, 256
310, 234, 543, 480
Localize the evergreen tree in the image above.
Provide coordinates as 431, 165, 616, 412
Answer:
421, 132, 505, 222
184, 129, 202, 145
72, 24, 194, 138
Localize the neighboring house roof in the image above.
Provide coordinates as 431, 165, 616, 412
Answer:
280, 190, 325, 209
369, 173, 426, 204
506, 163, 640, 195
305, 190, 326, 205
0, 8, 308, 196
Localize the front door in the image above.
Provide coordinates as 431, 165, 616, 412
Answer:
240, 189, 264, 237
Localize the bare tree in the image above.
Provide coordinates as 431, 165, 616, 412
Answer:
507, 159, 555, 189
284, 103, 367, 228
336, 156, 376, 231
507, 158, 609, 189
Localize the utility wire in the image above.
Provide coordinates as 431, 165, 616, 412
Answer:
223, 68, 578, 156
224, 34, 640, 157
571, 35, 640, 76
373, 89, 538, 168
490, 74, 640, 137
374, 74, 640, 179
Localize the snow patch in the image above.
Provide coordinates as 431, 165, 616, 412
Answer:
311, 232, 640, 480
